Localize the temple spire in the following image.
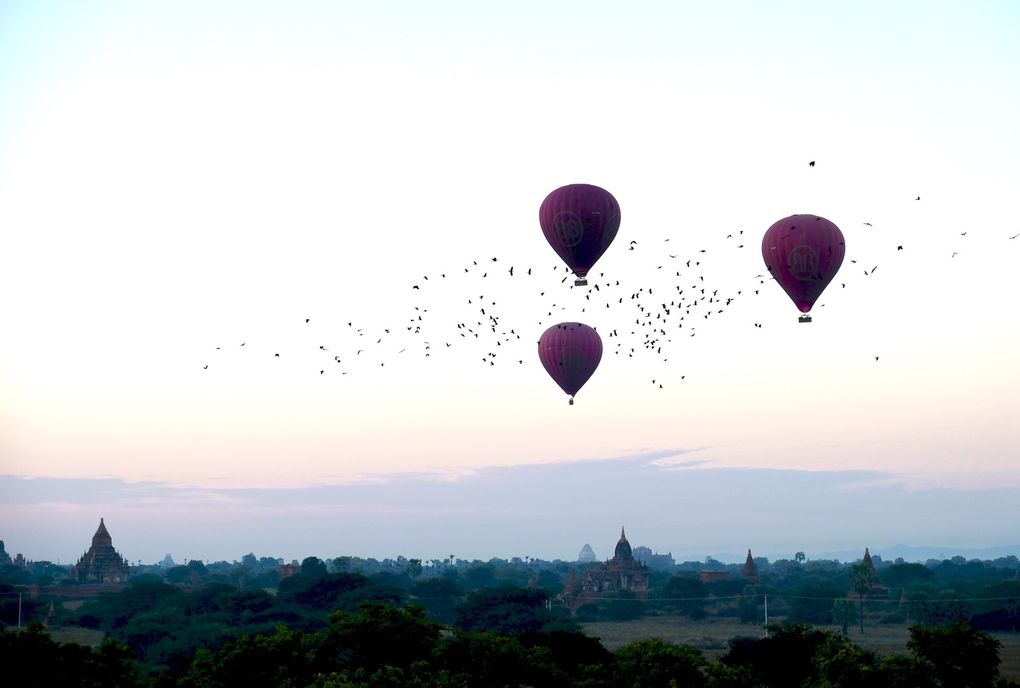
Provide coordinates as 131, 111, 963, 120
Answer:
742, 549, 759, 582
613, 526, 633, 560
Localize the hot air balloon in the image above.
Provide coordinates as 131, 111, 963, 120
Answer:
539, 184, 620, 286
538, 322, 603, 405
761, 214, 845, 322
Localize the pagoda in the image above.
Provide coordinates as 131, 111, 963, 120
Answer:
742, 549, 760, 583
71, 518, 131, 583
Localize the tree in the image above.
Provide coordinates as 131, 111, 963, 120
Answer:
604, 590, 644, 621
722, 623, 828, 688
454, 586, 551, 635
535, 570, 563, 595
324, 602, 441, 673
615, 638, 706, 688
788, 583, 843, 624
301, 556, 328, 579
166, 565, 191, 585
406, 558, 423, 580
908, 621, 1002, 688
410, 577, 462, 623
880, 561, 933, 590
848, 562, 875, 634
795, 551, 806, 564
738, 584, 759, 624
185, 624, 320, 688
811, 633, 878, 688
831, 597, 857, 637
661, 575, 707, 619
438, 629, 559, 688
461, 564, 497, 589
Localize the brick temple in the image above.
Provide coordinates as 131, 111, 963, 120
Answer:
70, 518, 131, 583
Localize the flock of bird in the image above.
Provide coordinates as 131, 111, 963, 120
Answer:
202, 163, 1018, 393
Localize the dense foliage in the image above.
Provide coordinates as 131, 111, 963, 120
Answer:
2, 610, 1017, 687
3, 552, 1019, 685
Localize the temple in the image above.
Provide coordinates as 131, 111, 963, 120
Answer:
580, 527, 649, 595
742, 549, 759, 583
70, 518, 131, 583
863, 547, 876, 573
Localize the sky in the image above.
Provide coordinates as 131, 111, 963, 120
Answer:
1, 0, 1018, 564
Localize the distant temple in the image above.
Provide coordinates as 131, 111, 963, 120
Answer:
742, 549, 760, 583
577, 543, 597, 563
863, 547, 876, 573
71, 518, 131, 583
581, 527, 649, 595
632, 546, 675, 571
851, 547, 889, 599
562, 527, 650, 612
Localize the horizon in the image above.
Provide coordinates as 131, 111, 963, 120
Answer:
4, 454, 1019, 565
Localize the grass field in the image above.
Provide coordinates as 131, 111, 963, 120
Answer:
581, 616, 1020, 681
47, 626, 105, 647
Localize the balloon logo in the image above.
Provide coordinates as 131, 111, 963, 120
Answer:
787, 245, 820, 280
552, 211, 585, 247
762, 214, 845, 321
538, 322, 603, 405
540, 184, 620, 286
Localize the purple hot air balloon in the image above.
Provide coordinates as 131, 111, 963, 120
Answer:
538, 322, 603, 405
539, 184, 620, 286
762, 214, 845, 322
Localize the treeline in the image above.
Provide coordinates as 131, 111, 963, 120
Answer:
4, 552, 1020, 635
2, 602, 1016, 687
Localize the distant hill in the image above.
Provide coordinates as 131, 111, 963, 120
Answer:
815, 544, 1020, 564
673, 545, 1020, 565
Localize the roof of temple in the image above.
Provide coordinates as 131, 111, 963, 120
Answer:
614, 526, 633, 561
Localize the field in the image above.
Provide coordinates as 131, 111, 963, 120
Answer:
581, 616, 1020, 681
47, 626, 105, 647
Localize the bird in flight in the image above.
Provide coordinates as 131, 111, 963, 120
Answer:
808, 161, 815, 166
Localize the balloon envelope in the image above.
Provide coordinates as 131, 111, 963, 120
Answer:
761, 214, 845, 313
538, 322, 603, 400
539, 184, 620, 284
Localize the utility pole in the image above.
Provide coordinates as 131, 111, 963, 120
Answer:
763, 592, 768, 638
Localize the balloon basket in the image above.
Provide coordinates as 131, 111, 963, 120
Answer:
798, 315, 813, 323
569, 397, 574, 405
574, 278, 588, 287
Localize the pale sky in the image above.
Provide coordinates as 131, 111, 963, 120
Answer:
1, 1, 1018, 563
